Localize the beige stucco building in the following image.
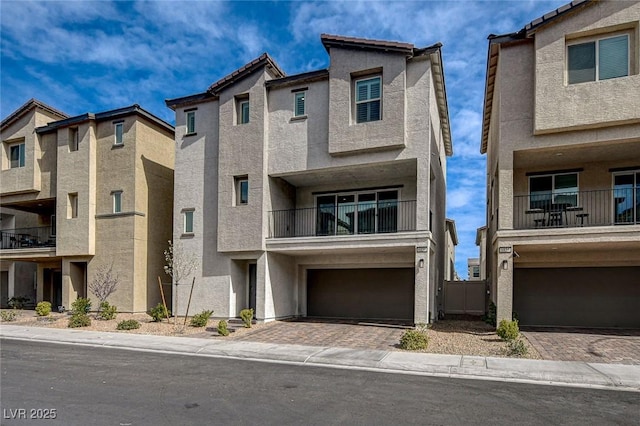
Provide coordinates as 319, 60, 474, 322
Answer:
1, 99, 175, 312
481, 0, 640, 327
166, 34, 453, 324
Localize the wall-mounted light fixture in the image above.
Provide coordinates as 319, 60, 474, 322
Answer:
418, 259, 425, 268
502, 260, 508, 270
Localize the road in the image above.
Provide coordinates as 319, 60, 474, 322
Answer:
1, 339, 638, 425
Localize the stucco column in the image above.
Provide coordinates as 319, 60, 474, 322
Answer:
414, 249, 429, 324
36, 264, 44, 302
256, 254, 267, 321
61, 259, 74, 309
7, 261, 15, 300
496, 251, 513, 326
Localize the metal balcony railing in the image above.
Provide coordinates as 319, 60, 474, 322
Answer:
514, 189, 639, 229
268, 200, 417, 238
0, 226, 56, 249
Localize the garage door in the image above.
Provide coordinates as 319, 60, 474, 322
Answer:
307, 268, 414, 321
514, 267, 640, 327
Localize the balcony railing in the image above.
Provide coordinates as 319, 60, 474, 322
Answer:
269, 200, 417, 238
0, 226, 56, 249
514, 189, 639, 229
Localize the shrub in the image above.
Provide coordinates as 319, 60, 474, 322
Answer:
399, 327, 430, 351
7, 296, 29, 309
71, 297, 91, 314
98, 301, 118, 320
148, 303, 170, 322
190, 310, 213, 327
217, 319, 230, 336
497, 319, 520, 341
484, 302, 497, 327
506, 338, 528, 357
240, 308, 254, 328
68, 313, 91, 328
35, 301, 52, 317
116, 319, 141, 330
0, 310, 17, 322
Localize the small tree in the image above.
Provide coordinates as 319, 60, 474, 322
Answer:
89, 264, 120, 307
164, 240, 198, 323
164, 240, 198, 286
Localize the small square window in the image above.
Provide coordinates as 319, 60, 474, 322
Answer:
186, 110, 196, 134
355, 76, 381, 123
68, 193, 78, 219
294, 92, 306, 117
236, 95, 250, 125
183, 210, 194, 234
9, 143, 25, 168
112, 191, 122, 213
114, 122, 124, 145
235, 176, 248, 205
69, 128, 79, 152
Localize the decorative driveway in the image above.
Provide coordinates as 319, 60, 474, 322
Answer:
522, 328, 640, 365
229, 319, 406, 351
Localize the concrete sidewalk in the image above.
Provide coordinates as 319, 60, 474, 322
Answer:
1, 325, 639, 392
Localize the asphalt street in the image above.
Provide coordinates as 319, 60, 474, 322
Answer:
1, 339, 638, 425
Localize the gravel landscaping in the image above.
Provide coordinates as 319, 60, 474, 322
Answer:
1, 310, 540, 359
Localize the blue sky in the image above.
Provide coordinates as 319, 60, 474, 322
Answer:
1, 0, 567, 278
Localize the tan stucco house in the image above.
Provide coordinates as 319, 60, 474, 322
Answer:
1, 99, 175, 312
166, 34, 453, 324
481, 0, 640, 327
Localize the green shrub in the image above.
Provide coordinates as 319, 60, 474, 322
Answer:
239, 308, 254, 328
7, 296, 29, 309
484, 302, 497, 327
399, 324, 430, 350
116, 319, 141, 330
0, 310, 17, 322
98, 301, 118, 320
71, 297, 91, 314
217, 319, 230, 336
35, 301, 52, 317
190, 310, 213, 327
147, 303, 170, 322
68, 313, 91, 328
497, 319, 519, 341
506, 338, 528, 357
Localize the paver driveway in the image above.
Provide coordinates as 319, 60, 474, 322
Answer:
229, 319, 406, 351
522, 327, 640, 365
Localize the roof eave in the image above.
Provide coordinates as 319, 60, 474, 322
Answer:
427, 46, 453, 157
1, 99, 68, 131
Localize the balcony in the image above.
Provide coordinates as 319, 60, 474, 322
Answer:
269, 200, 417, 238
514, 189, 639, 229
0, 226, 56, 250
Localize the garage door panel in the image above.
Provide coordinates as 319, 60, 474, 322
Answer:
514, 267, 640, 328
307, 268, 414, 321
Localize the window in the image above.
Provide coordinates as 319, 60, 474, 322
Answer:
69, 128, 79, 152
235, 176, 248, 205
68, 193, 78, 219
568, 34, 629, 84
355, 76, 381, 123
613, 171, 640, 224
529, 173, 578, 209
9, 143, 25, 168
472, 266, 480, 279
316, 190, 398, 236
186, 110, 196, 134
183, 210, 194, 234
51, 214, 56, 237
236, 95, 250, 125
294, 91, 306, 117
114, 122, 124, 145
112, 191, 122, 213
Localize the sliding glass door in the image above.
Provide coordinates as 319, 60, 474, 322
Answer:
316, 190, 399, 236
613, 172, 640, 224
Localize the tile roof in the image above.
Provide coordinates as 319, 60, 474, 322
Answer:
1, 98, 68, 131
321, 34, 415, 54
207, 53, 285, 95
